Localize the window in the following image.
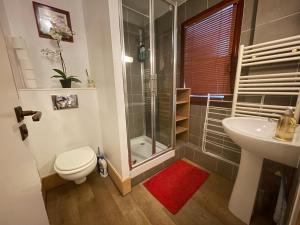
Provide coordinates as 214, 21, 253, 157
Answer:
181, 0, 243, 102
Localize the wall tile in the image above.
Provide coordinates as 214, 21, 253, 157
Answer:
163, 157, 177, 168
240, 30, 252, 46
130, 75, 143, 94
207, 0, 222, 8
175, 143, 186, 159
177, 2, 187, 26
186, 0, 207, 19
253, 13, 300, 44
256, 0, 300, 26
133, 113, 144, 137
241, 0, 257, 31
222, 150, 241, 164
190, 104, 203, 116
189, 134, 201, 146
144, 163, 165, 179
131, 173, 145, 187
216, 160, 234, 180
185, 146, 195, 161
194, 148, 217, 172
189, 116, 202, 135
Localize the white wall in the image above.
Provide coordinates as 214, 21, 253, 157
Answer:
2, 0, 90, 88
82, 0, 130, 179
18, 88, 102, 177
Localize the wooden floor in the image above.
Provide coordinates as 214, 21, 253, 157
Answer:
46, 161, 274, 225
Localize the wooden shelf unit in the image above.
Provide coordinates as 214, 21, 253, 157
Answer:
176, 88, 191, 142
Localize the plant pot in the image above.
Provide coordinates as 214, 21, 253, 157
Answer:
60, 79, 72, 88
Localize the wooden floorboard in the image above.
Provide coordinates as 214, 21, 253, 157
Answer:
46, 161, 274, 225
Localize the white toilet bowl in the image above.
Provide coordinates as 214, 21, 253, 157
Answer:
54, 146, 97, 184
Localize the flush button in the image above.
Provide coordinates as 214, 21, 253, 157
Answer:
19, 124, 28, 141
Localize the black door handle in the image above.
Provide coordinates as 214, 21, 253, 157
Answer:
14, 106, 42, 122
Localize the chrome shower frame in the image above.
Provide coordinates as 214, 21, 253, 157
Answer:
118, 0, 178, 169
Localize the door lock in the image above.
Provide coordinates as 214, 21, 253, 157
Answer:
19, 124, 28, 141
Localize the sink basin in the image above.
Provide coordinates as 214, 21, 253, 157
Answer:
223, 117, 300, 167
222, 117, 300, 224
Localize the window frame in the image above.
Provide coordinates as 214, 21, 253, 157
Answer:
180, 0, 244, 105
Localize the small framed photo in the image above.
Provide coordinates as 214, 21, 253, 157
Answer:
32, 1, 73, 42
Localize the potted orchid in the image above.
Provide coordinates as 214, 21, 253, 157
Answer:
41, 19, 81, 88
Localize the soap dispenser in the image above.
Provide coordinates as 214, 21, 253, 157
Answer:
274, 107, 297, 142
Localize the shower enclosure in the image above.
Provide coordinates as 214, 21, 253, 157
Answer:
120, 0, 177, 167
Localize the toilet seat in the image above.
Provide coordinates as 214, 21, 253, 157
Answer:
54, 146, 96, 175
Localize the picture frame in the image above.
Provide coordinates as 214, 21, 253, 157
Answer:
32, 1, 73, 42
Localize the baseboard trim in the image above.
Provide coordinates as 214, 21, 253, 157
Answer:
107, 160, 131, 196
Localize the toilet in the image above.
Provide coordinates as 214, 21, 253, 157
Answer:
54, 146, 97, 184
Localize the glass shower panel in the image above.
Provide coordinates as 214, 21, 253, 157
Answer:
153, 0, 175, 151
122, 0, 176, 167
122, 1, 153, 166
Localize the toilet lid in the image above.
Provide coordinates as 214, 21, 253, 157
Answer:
55, 146, 96, 171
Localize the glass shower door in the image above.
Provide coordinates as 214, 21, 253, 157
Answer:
122, 0, 152, 166
122, 0, 176, 167
152, 0, 176, 154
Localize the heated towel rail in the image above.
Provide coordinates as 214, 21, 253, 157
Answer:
232, 35, 300, 121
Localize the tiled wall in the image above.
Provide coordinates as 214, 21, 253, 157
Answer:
176, 0, 239, 180
241, 0, 300, 45
176, 0, 300, 181
132, 0, 299, 192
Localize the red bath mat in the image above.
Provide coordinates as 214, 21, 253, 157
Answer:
143, 160, 209, 214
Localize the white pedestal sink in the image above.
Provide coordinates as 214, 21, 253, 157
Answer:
222, 117, 300, 224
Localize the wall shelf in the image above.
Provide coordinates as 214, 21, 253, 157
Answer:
176, 88, 191, 142
176, 100, 189, 105
176, 115, 189, 122
176, 126, 188, 134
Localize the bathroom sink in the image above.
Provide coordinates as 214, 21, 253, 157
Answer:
222, 117, 300, 167
222, 117, 300, 225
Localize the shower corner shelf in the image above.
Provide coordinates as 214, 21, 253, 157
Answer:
176, 88, 191, 142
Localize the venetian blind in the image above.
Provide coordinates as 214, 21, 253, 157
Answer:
182, 3, 237, 95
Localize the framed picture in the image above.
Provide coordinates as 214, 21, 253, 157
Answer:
32, 1, 73, 42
